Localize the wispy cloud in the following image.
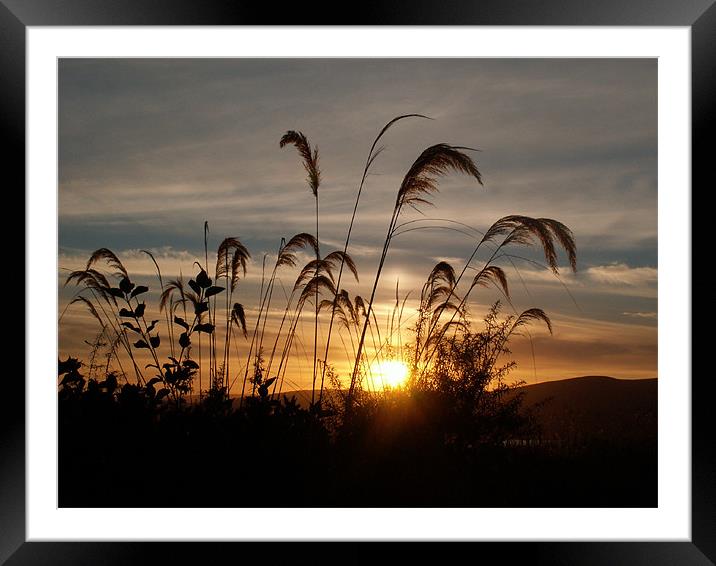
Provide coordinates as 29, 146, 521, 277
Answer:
622, 311, 658, 319
586, 263, 657, 287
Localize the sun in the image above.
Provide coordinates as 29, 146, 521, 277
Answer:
370, 359, 410, 389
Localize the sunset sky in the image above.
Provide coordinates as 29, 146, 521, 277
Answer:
58, 58, 657, 389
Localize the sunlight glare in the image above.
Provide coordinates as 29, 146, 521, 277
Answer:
370, 359, 409, 389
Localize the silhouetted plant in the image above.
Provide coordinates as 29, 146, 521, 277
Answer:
63, 140, 575, 422
346, 142, 484, 416
281, 131, 322, 404
62, 118, 576, 422
239, 233, 317, 407
214, 235, 250, 393
414, 215, 576, 378
317, 114, 429, 405
416, 301, 545, 448
58, 356, 85, 399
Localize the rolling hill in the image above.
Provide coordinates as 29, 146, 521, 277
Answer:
278, 375, 658, 442
516, 375, 657, 442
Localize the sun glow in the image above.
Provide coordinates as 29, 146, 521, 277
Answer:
370, 359, 410, 389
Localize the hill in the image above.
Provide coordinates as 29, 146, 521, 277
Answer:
516, 376, 657, 443
278, 375, 658, 442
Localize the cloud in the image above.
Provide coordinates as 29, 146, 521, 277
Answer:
622, 311, 657, 319
462, 261, 656, 300
586, 263, 657, 286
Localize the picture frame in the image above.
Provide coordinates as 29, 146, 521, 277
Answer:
5, 1, 708, 563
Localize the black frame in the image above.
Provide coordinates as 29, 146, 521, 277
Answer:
5, 1, 709, 563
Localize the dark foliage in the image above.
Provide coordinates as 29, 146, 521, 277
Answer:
58, 308, 656, 508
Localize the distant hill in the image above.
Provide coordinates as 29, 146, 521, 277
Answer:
278, 376, 658, 442
197, 376, 657, 443
515, 376, 657, 442
518, 375, 656, 408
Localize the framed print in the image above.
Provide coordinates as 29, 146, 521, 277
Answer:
5, 1, 710, 564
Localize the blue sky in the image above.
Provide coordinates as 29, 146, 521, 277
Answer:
58, 58, 657, 388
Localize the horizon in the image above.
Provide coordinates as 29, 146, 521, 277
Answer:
205, 374, 659, 395
179, 375, 658, 406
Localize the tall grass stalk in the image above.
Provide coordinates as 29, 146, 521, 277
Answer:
280, 131, 321, 404
215, 236, 250, 395
346, 143, 483, 416
317, 114, 429, 405
142, 250, 174, 360
417, 216, 577, 379
239, 254, 267, 407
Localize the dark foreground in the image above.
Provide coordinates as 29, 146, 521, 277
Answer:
59, 376, 656, 508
